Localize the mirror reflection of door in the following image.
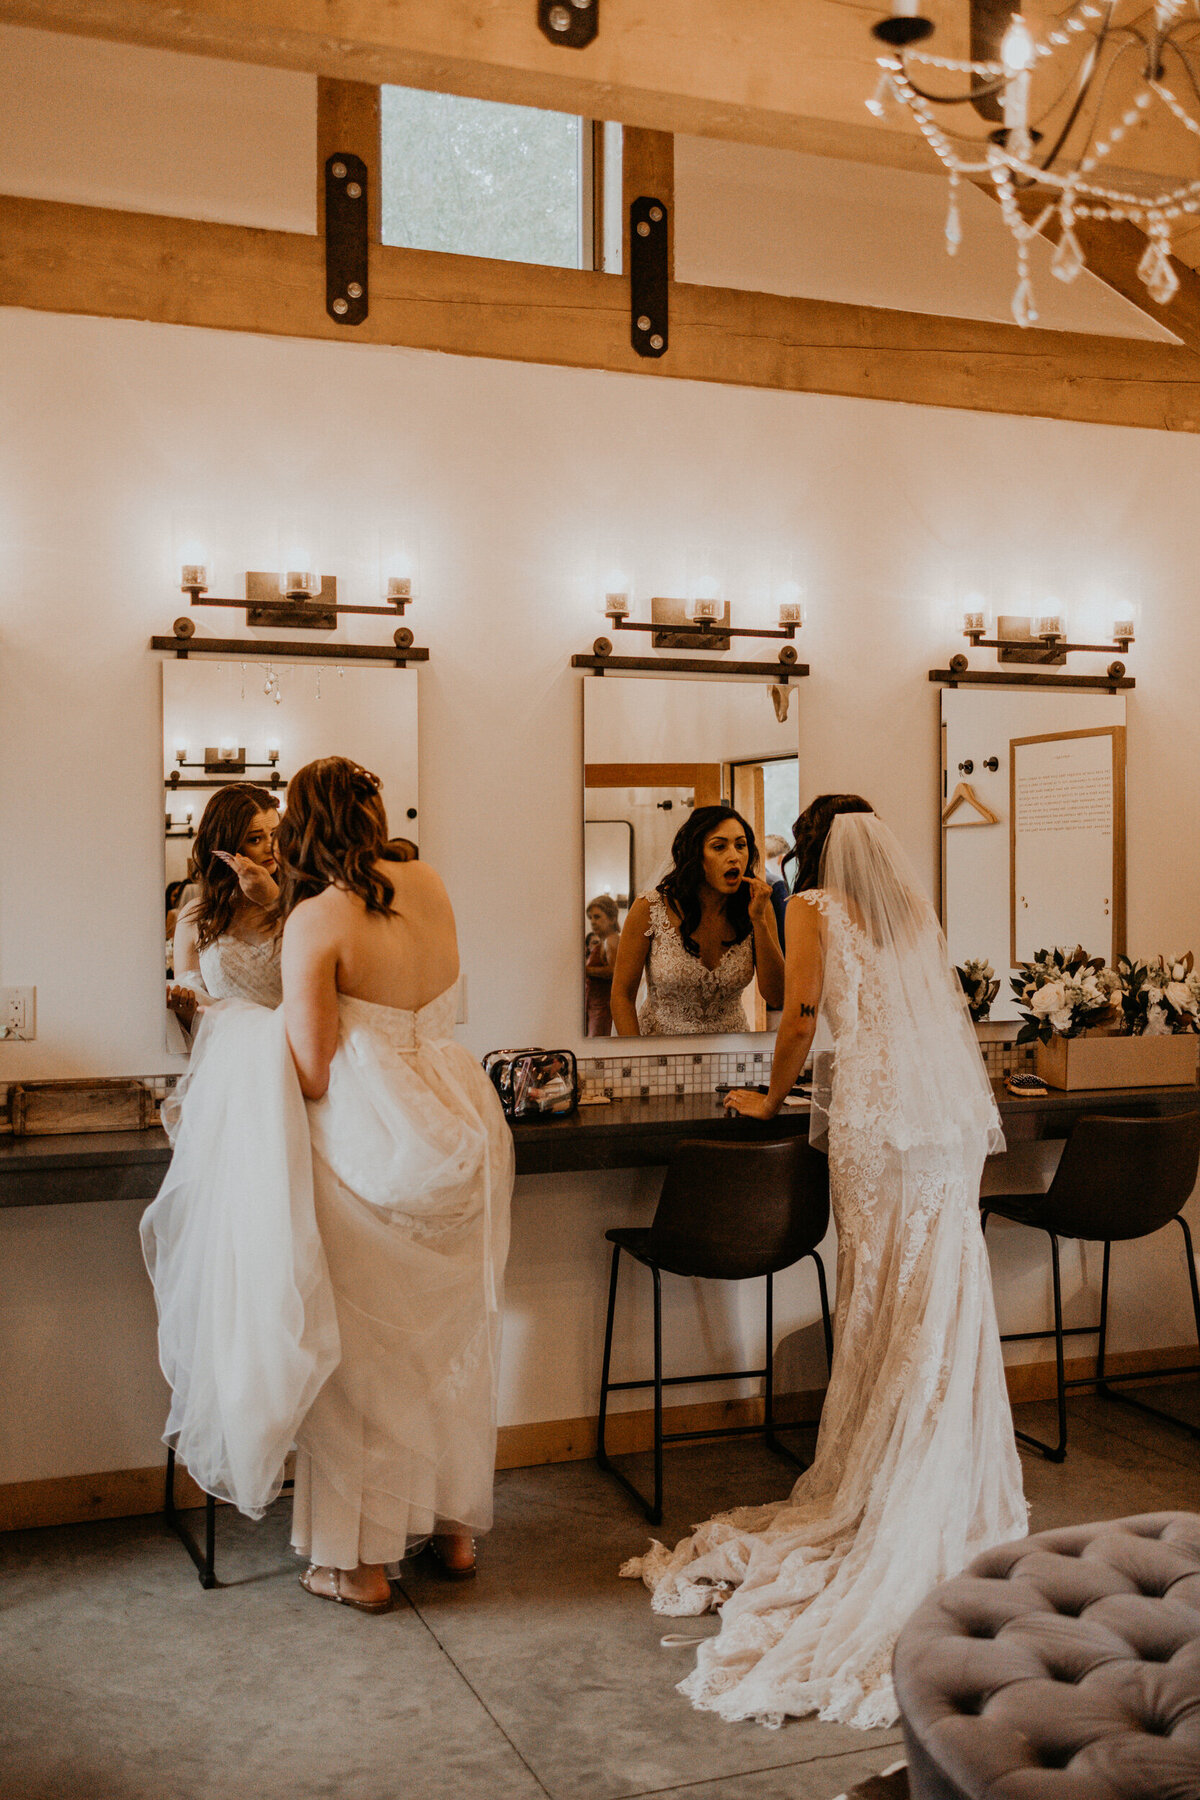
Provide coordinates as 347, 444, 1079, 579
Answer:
729, 754, 798, 1029
940, 687, 1126, 1021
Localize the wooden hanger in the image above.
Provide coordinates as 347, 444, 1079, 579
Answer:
942, 780, 1001, 827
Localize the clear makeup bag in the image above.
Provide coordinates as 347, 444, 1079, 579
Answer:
482, 1047, 579, 1121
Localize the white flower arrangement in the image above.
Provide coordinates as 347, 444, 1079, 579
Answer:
956, 958, 1000, 1023
1011, 946, 1122, 1045
1117, 954, 1200, 1036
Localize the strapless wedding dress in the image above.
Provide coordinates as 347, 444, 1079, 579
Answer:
142, 985, 514, 1568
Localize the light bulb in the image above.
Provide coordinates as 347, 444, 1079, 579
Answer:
604, 590, 630, 617
776, 580, 805, 628
1112, 615, 1136, 643
1035, 611, 1066, 640
267, 741, 280, 763
175, 742, 187, 764
180, 562, 208, 593
1001, 13, 1036, 74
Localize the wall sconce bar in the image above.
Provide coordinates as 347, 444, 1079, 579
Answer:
604, 617, 800, 643
602, 596, 802, 650
153, 619, 427, 669
929, 663, 1134, 693
182, 571, 412, 633
574, 649, 809, 682
165, 773, 288, 791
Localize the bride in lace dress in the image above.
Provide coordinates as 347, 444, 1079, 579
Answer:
143, 758, 513, 1609
623, 797, 1026, 1727
610, 806, 785, 1036
167, 783, 284, 1026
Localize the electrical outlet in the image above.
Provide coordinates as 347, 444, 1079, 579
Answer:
0, 987, 36, 1041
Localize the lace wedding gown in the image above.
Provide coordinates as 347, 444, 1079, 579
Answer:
623, 889, 1027, 1729
143, 983, 513, 1568
638, 892, 754, 1034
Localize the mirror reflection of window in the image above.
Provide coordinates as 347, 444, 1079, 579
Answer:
582, 679, 800, 1038
940, 687, 1126, 1021
161, 660, 419, 1051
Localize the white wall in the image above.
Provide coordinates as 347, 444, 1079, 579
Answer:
3, 33, 1200, 1485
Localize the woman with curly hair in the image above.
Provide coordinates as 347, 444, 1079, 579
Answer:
143, 758, 513, 1612
167, 783, 282, 1031
609, 805, 784, 1035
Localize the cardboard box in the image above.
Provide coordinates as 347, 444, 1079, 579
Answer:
1034, 1032, 1200, 1092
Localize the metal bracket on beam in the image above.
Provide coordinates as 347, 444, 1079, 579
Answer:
325, 154, 369, 326
538, 0, 598, 48
629, 196, 668, 358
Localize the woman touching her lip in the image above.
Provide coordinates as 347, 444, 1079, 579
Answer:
609, 806, 784, 1037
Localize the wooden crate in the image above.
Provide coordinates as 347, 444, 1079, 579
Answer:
1035, 1033, 1200, 1092
8, 1078, 155, 1137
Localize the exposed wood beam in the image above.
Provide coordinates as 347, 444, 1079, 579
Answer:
622, 128, 674, 279
4, 194, 1200, 432
0, 0, 944, 172
1011, 198, 1200, 358
317, 77, 380, 241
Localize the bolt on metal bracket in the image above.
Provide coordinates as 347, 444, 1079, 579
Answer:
538, 0, 598, 48
325, 153, 369, 326
629, 196, 668, 358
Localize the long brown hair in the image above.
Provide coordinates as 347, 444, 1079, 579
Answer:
784, 794, 873, 893
273, 757, 395, 919
188, 784, 279, 951
658, 805, 759, 958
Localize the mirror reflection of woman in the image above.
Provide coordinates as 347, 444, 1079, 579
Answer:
610, 806, 784, 1036
167, 784, 282, 1032
584, 895, 622, 1037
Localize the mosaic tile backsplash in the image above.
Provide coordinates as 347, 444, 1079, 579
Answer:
579, 1030, 1032, 1102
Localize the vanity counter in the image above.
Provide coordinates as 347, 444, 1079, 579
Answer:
2, 1080, 1197, 1204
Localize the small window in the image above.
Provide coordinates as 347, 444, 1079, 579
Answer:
381, 86, 591, 269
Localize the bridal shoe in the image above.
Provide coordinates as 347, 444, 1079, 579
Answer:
299, 1563, 396, 1614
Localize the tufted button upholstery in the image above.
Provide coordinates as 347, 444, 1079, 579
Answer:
893, 1513, 1200, 1799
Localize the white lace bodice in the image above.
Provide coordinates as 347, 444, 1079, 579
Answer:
197, 933, 283, 1008
336, 986, 458, 1051
637, 892, 754, 1035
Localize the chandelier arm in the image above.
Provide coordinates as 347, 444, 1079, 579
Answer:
1032, 32, 1105, 172
1162, 33, 1200, 124
897, 64, 1008, 106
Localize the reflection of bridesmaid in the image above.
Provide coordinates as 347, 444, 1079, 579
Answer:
610, 806, 784, 1036
167, 784, 282, 1032
584, 895, 621, 1037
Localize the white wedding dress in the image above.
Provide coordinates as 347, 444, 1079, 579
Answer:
143, 979, 513, 1569
623, 856, 1027, 1730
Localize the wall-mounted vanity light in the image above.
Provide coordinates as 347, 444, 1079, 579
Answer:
575, 579, 811, 683
153, 549, 430, 670
930, 601, 1136, 692
166, 745, 288, 791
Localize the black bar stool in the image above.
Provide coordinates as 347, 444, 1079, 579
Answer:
596, 1133, 834, 1524
981, 1109, 1200, 1462
164, 1449, 294, 1588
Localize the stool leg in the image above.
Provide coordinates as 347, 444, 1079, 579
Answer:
163, 1445, 219, 1588
1095, 1239, 1113, 1397
813, 1249, 834, 1376
1097, 1216, 1200, 1442
650, 1265, 663, 1527
596, 1242, 622, 1473
204, 1495, 216, 1589
1011, 1230, 1068, 1464
763, 1270, 807, 1472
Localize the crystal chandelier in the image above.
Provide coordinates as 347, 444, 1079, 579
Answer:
868, 0, 1199, 325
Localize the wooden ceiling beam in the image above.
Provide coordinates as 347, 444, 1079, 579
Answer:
4, 192, 1200, 433
0, 0, 942, 172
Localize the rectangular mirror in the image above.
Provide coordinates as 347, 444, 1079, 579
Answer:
941, 686, 1126, 1021
162, 659, 419, 1043
583, 676, 800, 1037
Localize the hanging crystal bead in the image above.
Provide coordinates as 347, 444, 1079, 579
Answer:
945, 177, 962, 256
1051, 222, 1085, 283
1012, 273, 1038, 327
1138, 233, 1180, 305
866, 70, 900, 124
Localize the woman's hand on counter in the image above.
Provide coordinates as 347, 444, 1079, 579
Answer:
724, 1088, 778, 1121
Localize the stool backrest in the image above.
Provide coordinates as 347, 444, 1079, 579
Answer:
1041, 1110, 1200, 1242
648, 1135, 830, 1279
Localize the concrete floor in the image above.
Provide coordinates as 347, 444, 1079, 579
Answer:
3, 1393, 1199, 1800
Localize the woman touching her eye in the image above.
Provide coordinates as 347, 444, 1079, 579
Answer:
167, 783, 282, 1033
609, 806, 784, 1037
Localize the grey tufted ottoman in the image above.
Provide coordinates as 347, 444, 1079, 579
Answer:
892, 1513, 1200, 1800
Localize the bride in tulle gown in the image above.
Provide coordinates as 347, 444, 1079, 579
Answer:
143, 758, 513, 1610
622, 797, 1026, 1728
